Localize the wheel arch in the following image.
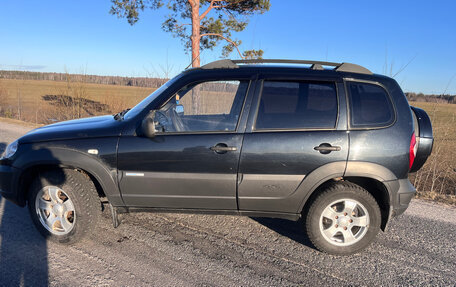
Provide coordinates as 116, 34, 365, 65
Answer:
301, 177, 391, 231
299, 162, 397, 231
13, 147, 124, 207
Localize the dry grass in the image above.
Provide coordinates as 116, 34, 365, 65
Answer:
416, 191, 456, 206
0, 78, 153, 123
409, 102, 456, 205
0, 117, 42, 128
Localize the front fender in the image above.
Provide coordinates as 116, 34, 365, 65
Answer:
12, 144, 124, 207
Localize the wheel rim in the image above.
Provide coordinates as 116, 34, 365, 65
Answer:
319, 198, 370, 246
35, 186, 76, 235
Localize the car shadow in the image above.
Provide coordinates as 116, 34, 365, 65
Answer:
0, 195, 49, 285
0, 145, 66, 285
251, 217, 315, 249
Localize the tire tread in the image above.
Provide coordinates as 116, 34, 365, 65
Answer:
27, 169, 101, 244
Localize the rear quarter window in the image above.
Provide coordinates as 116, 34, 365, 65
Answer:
347, 81, 395, 128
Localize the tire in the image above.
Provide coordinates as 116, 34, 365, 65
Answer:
27, 169, 101, 244
305, 182, 381, 255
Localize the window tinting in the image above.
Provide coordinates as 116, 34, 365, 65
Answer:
347, 82, 395, 128
255, 81, 338, 130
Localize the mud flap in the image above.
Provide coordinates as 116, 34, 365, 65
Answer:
110, 204, 121, 228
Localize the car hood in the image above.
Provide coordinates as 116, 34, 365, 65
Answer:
20, 115, 124, 143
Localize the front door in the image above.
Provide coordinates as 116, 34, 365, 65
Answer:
118, 79, 252, 210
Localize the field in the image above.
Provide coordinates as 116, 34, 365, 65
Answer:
409, 102, 456, 204
0, 78, 153, 123
0, 78, 454, 203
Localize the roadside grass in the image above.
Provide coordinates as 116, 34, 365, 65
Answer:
409, 102, 456, 205
0, 77, 454, 204
0, 117, 42, 128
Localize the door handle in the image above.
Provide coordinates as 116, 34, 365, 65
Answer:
210, 146, 237, 152
314, 143, 341, 154
210, 143, 237, 154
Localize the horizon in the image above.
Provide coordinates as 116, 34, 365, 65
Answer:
1, 68, 455, 97
1, 0, 455, 94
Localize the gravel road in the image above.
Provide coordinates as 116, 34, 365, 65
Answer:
0, 120, 455, 286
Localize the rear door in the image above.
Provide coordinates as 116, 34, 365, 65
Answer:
238, 76, 349, 213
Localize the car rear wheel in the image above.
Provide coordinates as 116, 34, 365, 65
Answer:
27, 169, 101, 244
305, 182, 381, 255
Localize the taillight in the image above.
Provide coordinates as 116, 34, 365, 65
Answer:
409, 132, 417, 170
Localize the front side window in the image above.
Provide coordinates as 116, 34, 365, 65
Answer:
347, 81, 395, 128
124, 75, 182, 120
255, 81, 338, 130
154, 80, 248, 133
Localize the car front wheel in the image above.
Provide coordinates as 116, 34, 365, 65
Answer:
27, 169, 101, 244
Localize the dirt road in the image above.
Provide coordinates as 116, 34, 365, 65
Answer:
0, 120, 455, 286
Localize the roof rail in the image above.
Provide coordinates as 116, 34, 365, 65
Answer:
200, 59, 238, 69
201, 59, 373, 75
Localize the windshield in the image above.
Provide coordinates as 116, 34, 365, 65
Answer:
123, 75, 181, 120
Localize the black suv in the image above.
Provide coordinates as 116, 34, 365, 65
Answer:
0, 59, 433, 255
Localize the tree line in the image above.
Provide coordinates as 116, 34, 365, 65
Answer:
0, 70, 168, 88
1, 70, 454, 104
406, 92, 455, 104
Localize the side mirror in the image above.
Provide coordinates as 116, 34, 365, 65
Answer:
175, 104, 184, 115
140, 110, 156, 138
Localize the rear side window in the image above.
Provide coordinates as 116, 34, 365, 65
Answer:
255, 81, 338, 130
347, 82, 395, 128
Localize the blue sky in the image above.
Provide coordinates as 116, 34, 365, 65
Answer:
1, 0, 455, 94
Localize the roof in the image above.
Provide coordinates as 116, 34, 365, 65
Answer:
200, 59, 373, 75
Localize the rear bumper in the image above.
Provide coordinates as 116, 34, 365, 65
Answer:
385, 178, 416, 217
0, 164, 23, 206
